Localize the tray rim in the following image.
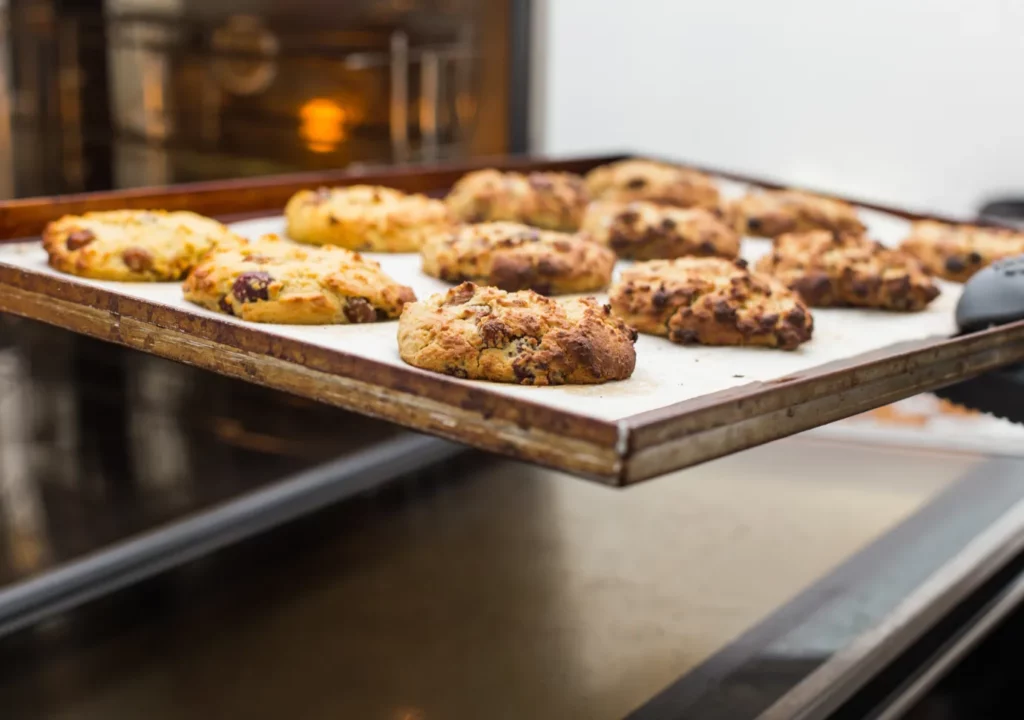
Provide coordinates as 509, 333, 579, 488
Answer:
2, 152, 1022, 485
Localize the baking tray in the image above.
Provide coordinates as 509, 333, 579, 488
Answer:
2, 154, 1024, 485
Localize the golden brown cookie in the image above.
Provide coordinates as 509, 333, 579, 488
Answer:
183, 234, 415, 324
420, 221, 614, 295
397, 282, 637, 385
757, 231, 940, 311
609, 257, 813, 350
42, 210, 241, 281
899, 220, 1024, 282
584, 159, 720, 209
580, 200, 740, 260
444, 170, 589, 231
285, 185, 453, 252
727, 190, 865, 238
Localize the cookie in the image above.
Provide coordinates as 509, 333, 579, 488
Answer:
728, 190, 865, 238
609, 257, 813, 350
757, 231, 940, 311
580, 200, 740, 260
183, 234, 415, 324
285, 185, 452, 252
584, 159, 720, 209
420, 221, 615, 295
397, 282, 637, 385
445, 170, 589, 231
42, 210, 241, 281
899, 220, 1024, 282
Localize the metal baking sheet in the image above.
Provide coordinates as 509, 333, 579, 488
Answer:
224, 208, 959, 423
1, 155, 1023, 485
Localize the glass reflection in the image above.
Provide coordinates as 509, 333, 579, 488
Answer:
0, 315, 402, 586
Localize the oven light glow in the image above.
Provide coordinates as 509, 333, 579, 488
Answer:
299, 98, 348, 153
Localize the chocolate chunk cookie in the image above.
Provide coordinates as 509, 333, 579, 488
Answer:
899, 220, 1024, 282
609, 257, 813, 350
397, 282, 637, 385
285, 184, 453, 252
727, 190, 866, 239
183, 234, 415, 324
43, 210, 242, 281
757, 231, 940, 311
420, 221, 615, 295
584, 159, 720, 209
445, 170, 589, 231
581, 200, 740, 260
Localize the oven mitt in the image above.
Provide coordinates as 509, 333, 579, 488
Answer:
933, 256, 1024, 423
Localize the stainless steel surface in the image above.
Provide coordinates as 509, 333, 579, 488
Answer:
0, 434, 978, 719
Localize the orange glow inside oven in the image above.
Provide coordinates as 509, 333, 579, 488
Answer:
299, 98, 348, 153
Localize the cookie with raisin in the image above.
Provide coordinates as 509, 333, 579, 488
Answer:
43, 210, 241, 281
609, 257, 813, 350
421, 221, 614, 295
285, 184, 453, 252
757, 230, 940, 310
445, 170, 589, 231
183, 234, 415, 324
581, 200, 739, 260
728, 190, 865, 238
584, 159, 720, 209
899, 220, 1024, 282
397, 282, 637, 384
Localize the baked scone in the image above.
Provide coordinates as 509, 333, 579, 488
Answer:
609, 257, 813, 350
420, 221, 614, 295
580, 200, 740, 260
285, 185, 452, 252
728, 190, 866, 238
899, 220, 1024, 282
445, 170, 589, 231
757, 231, 940, 311
183, 234, 415, 324
584, 159, 720, 209
397, 282, 637, 385
43, 210, 241, 281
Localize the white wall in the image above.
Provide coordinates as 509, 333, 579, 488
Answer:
534, 0, 1024, 217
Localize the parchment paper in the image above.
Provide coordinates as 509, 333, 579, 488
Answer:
0, 190, 959, 423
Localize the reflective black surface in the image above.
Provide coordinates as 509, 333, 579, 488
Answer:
906, 601, 1024, 718
0, 314, 405, 587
